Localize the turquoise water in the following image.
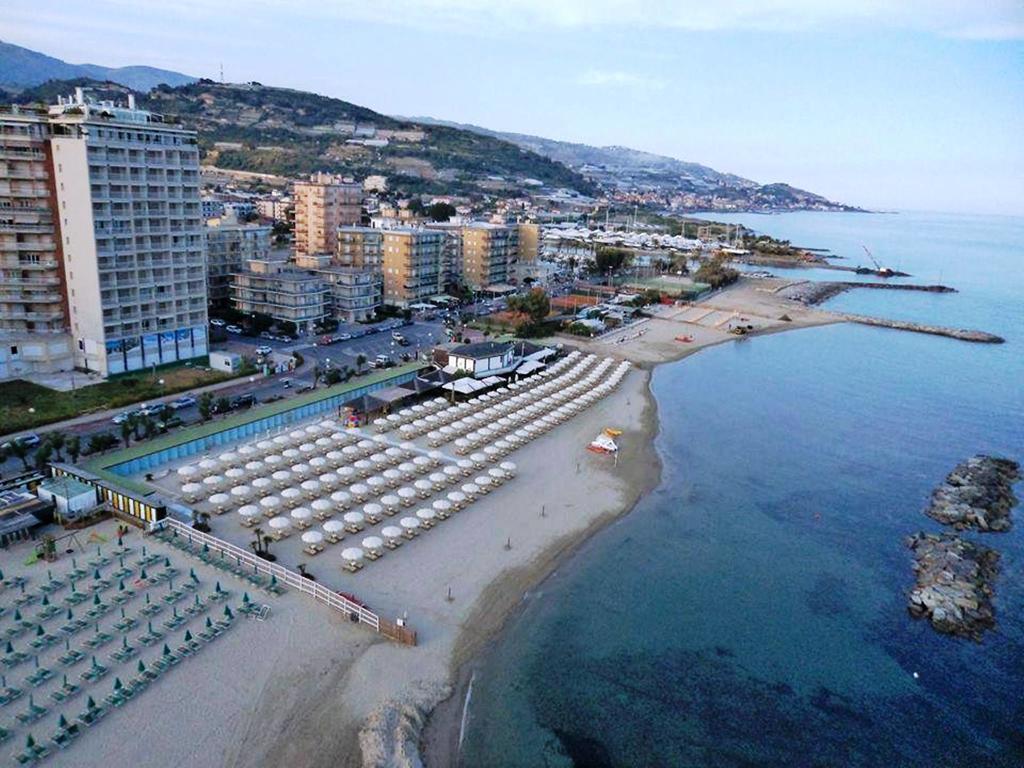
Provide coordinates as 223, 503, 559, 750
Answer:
459, 213, 1024, 767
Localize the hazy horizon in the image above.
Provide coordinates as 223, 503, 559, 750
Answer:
4, 0, 1022, 215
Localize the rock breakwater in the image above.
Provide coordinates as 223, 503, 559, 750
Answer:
925, 455, 1020, 532
906, 533, 999, 641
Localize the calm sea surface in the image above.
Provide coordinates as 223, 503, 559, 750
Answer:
459, 212, 1024, 767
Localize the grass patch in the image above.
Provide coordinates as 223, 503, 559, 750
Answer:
0, 362, 250, 437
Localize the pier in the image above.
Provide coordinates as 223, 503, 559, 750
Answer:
842, 313, 1005, 343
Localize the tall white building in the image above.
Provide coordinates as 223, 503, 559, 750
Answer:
48, 89, 207, 375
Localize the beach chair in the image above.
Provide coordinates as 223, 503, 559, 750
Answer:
325, 533, 343, 545
384, 539, 402, 550
303, 545, 320, 557
48, 677, 80, 704
342, 561, 363, 573
344, 523, 363, 535
0, 684, 23, 707
57, 647, 85, 668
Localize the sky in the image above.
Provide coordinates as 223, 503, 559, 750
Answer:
3, 1, 1023, 214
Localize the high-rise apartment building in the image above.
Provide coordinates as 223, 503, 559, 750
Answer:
461, 223, 519, 290
335, 226, 383, 268
48, 89, 207, 375
382, 228, 443, 307
516, 222, 540, 280
205, 219, 272, 308
293, 172, 362, 256
0, 107, 74, 380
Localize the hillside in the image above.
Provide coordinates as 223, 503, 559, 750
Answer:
409, 116, 860, 211
8, 78, 594, 197
0, 40, 195, 91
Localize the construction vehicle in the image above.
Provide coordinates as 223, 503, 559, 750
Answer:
856, 245, 896, 277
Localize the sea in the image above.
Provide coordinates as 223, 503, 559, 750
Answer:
458, 211, 1024, 767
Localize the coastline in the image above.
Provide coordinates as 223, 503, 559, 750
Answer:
420, 364, 663, 766
413, 279, 842, 766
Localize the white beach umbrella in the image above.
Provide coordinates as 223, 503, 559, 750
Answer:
400, 516, 420, 531
349, 483, 369, 501
412, 456, 431, 472
442, 465, 462, 480
416, 507, 437, 522
331, 431, 350, 444
244, 461, 265, 475
208, 493, 230, 511
325, 450, 345, 466
260, 496, 282, 512
446, 491, 466, 509
381, 525, 403, 542
382, 469, 402, 486
357, 439, 376, 453
198, 459, 220, 474
281, 487, 302, 506
272, 470, 292, 487
230, 485, 252, 500
177, 465, 199, 480
474, 475, 493, 491
397, 487, 416, 505
218, 451, 239, 466
225, 467, 245, 482
289, 430, 306, 443
413, 479, 432, 497
251, 477, 272, 492
428, 472, 447, 489
315, 437, 333, 449
385, 447, 404, 461
282, 448, 301, 461
268, 516, 291, 531
330, 490, 352, 509
299, 442, 317, 455
461, 483, 480, 499
318, 473, 340, 489
343, 511, 365, 526
238, 505, 260, 521
309, 457, 328, 471
291, 463, 312, 479
432, 499, 452, 515
302, 530, 324, 545
469, 453, 488, 467
363, 502, 383, 519
366, 476, 386, 491
291, 507, 312, 523
370, 452, 389, 467
264, 454, 284, 469
181, 483, 203, 501
361, 536, 384, 553
342, 445, 360, 458
457, 459, 475, 475
301, 480, 321, 498
397, 462, 416, 477
336, 466, 356, 483
311, 499, 334, 516
323, 519, 345, 534
305, 424, 322, 436
238, 445, 257, 459
273, 436, 290, 448
499, 461, 517, 477
380, 494, 400, 511
202, 475, 225, 490
341, 547, 365, 564
354, 459, 373, 476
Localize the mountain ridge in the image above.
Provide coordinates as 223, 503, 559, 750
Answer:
0, 40, 196, 92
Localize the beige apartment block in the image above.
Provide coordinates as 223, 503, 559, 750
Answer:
48, 90, 207, 376
0, 107, 74, 380
294, 172, 362, 256
335, 226, 383, 268
517, 221, 540, 279
231, 257, 329, 335
461, 222, 519, 290
381, 228, 443, 307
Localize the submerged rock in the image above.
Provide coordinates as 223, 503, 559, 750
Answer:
906, 532, 999, 641
925, 455, 1020, 532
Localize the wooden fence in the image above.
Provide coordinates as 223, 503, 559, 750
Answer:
156, 517, 416, 645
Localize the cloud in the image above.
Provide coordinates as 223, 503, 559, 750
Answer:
577, 69, 666, 90
15, 0, 1023, 41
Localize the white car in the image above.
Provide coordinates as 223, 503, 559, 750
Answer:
209, 318, 226, 327
226, 325, 243, 334
256, 345, 273, 356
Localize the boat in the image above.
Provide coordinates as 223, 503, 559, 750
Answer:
588, 433, 618, 454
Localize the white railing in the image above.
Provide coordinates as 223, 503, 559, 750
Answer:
157, 517, 382, 632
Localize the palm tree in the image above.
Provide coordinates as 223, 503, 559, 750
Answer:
32, 444, 52, 471
7, 440, 31, 471
193, 511, 211, 533
141, 416, 157, 439
356, 353, 367, 373
119, 421, 133, 448
197, 392, 214, 423
66, 435, 81, 464
47, 432, 66, 461
312, 363, 323, 389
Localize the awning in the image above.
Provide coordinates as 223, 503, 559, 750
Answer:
442, 378, 489, 395
479, 376, 505, 387
516, 360, 546, 376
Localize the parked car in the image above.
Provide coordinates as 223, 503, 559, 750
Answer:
226, 325, 243, 334
157, 416, 184, 431
274, 334, 295, 343
1, 433, 41, 450
372, 354, 392, 369
209, 318, 226, 327
230, 393, 256, 409
319, 335, 337, 346
259, 331, 275, 340
111, 410, 140, 425
137, 403, 164, 417
171, 395, 197, 410
335, 332, 352, 341
255, 345, 273, 357
297, 383, 315, 393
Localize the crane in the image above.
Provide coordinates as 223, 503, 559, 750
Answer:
861, 245, 894, 277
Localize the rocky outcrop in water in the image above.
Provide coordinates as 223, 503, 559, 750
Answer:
925, 455, 1020, 532
906, 533, 999, 641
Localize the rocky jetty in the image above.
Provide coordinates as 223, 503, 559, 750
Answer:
906, 533, 999, 641
925, 456, 1020, 532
